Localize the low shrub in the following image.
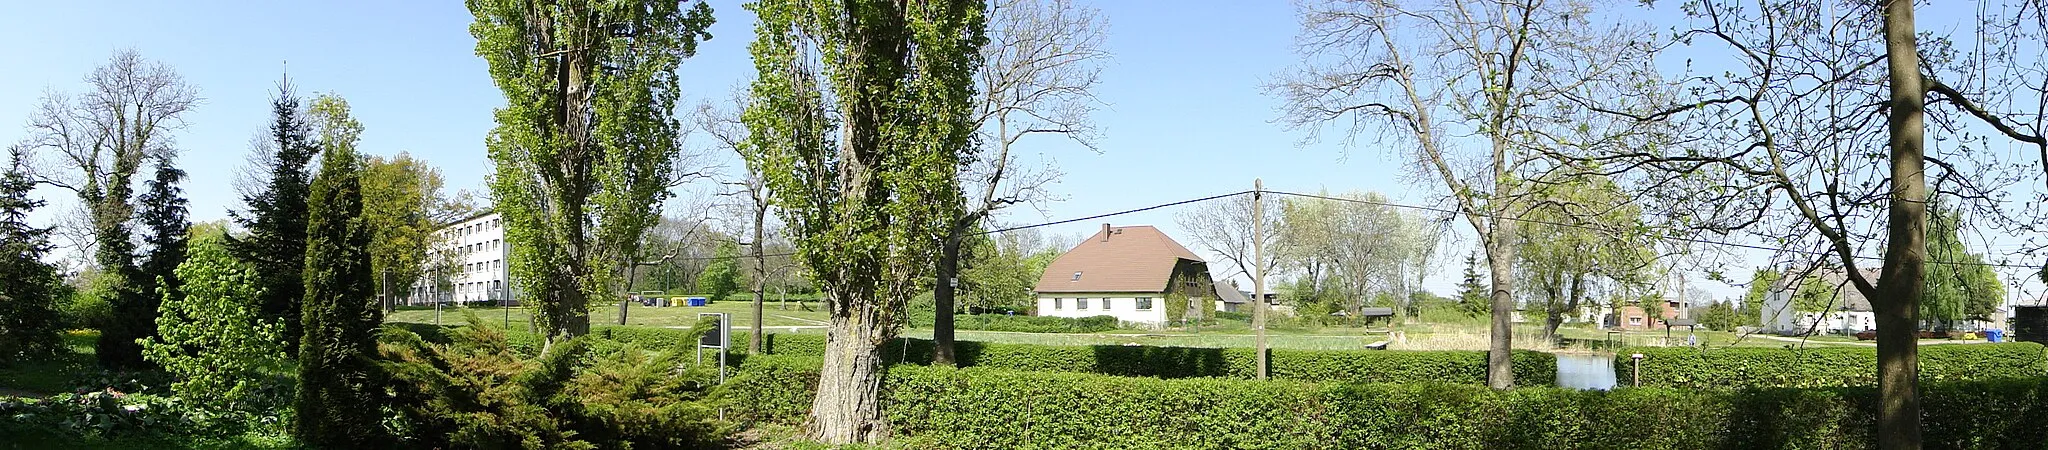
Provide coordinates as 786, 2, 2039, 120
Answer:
956, 314, 1120, 333
727, 361, 2048, 449
718, 355, 820, 427
760, 333, 1553, 385
1618, 342, 2048, 388
378, 316, 731, 449
0, 390, 200, 439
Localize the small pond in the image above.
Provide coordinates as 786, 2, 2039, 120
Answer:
1554, 352, 1617, 390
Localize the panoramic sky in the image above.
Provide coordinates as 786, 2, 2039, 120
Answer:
4, 1, 2042, 303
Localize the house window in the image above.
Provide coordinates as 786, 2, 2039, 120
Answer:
1071, 271, 1082, 281
1629, 317, 1643, 326
1136, 297, 1153, 311
1054, 298, 1064, 310
1101, 298, 1111, 311
1077, 298, 1089, 309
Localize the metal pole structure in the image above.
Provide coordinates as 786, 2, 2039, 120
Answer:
1253, 178, 1268, 380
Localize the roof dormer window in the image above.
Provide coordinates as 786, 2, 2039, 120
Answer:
1071, 271, 1082, 281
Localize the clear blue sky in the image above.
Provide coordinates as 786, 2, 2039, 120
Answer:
4, 1, 2039, 303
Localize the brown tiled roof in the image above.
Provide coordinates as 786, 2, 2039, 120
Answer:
1034, 225, 1204, 294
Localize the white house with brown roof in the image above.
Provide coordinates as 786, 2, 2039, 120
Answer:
1034, 224, 1217, 327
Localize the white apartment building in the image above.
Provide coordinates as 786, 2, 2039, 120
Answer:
409, 211, 517, 305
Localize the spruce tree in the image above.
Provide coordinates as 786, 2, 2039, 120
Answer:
0, 150, 65, 360
140, 158, 191, 301
115, 157, 192, 355
292, 95, 385, 447
1455, 252, 1489, 317
230, 79, 320, 353
93, 187, 148, 369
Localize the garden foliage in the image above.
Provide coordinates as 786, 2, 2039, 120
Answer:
142, 230, 292, 419
1617, 343, 2048, 388
377, 315, 729, 449
728, 356, 2048, 449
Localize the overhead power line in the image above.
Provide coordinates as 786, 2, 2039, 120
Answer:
646, 188, 2036, 271
655, 190, 1254, 261
1264, 190, 2041, 270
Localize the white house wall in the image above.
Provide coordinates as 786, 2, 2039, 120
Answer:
1036, 293, 1169, 326
1761, 289, 1874, 335
412, 213, 517, 305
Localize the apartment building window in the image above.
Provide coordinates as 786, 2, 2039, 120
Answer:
1077, 298, 1089, 309
1136, 297, 1153, 311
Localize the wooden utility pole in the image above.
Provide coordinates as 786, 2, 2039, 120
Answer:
1253, 179, 1268, 380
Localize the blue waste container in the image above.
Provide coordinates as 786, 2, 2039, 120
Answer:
1986, 329, 2005, 343
687, 296, 708, 307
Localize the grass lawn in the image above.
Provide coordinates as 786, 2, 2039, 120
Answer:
0, 330, 103, 396
384, 298, 833, 330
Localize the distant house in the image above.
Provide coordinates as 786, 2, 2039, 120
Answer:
1759, 269, 1877, 335
1213, 280, 1249, 313
1034, 224, 1218, 327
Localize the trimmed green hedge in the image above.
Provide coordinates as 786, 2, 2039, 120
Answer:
728, 356, 2048, 449
1618, 342, 2048, 388
956, 314, 1120, 333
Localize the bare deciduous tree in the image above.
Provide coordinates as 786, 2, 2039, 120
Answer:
14, 50, 199, 275
1269, 0, 1644, 388
1557, 1, 2048, 446
933, 0, 1110, 365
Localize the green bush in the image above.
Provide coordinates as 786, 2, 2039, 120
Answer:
1617, 342, 2048, 388
905, 312, 1121, 333
378, 316, 730, 449
955, 314, 1120, 333
758, 333, 1553, 385
726, 361, 2048, 449
718, 355, 819, 426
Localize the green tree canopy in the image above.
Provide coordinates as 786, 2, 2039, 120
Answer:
468, 0, 716, 342
1922, 200, 2004, 328
743, 0, 986, 441
143, 224, 287, 414
697, 242, 742, 302
362, 153, 442, 304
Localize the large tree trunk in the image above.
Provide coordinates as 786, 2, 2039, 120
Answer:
933, 232, 961, 366
808, 312, 891, 444
1877, 1, 1926, 448
1484, 223, 1517, 389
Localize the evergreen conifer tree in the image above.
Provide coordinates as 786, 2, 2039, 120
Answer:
1455, 252, 1490, 317
122, 157, 192, 348
230, 79, 320, 353
0, 150, 65, 360
292, 95, 385, 447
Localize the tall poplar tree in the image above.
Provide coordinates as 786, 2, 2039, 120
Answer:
745, 0, 985, 442
292, 95, 384, 447
466, 0, 716, 343
231, 79, 320, 353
